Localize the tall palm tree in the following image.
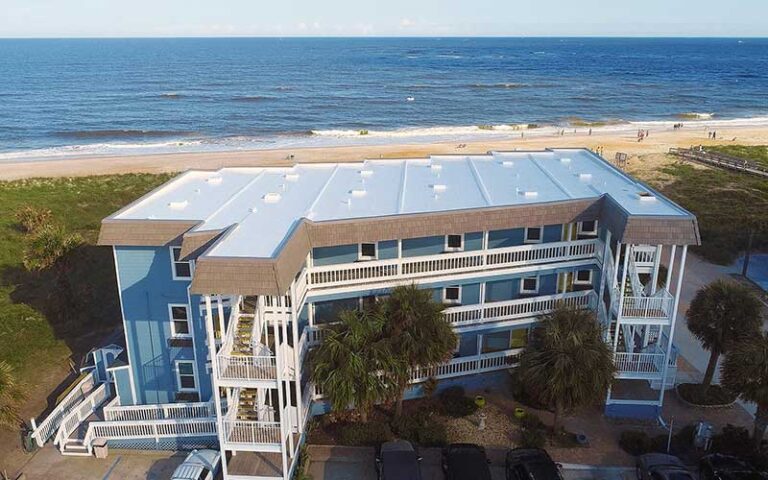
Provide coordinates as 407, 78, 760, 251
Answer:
517, 304, 615, 432
381, 284, 458, 417
721, 332, 768, 448
0, 361, 26, 430
310, 308, 401, 422
686, 280, 762, 391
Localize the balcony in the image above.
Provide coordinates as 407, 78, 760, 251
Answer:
215, 308, 279, 387
307, 238, 601, 291
443, 290, 595, 331
222, 418, 282, 451
409, 348, 522, 383
617, 289, 674, 324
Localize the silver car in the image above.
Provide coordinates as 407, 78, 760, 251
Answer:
171, 449, 221, 480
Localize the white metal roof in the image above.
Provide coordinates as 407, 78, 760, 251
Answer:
114, 149, 691, 258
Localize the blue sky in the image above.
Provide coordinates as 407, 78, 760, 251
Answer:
2, 0, 767, 38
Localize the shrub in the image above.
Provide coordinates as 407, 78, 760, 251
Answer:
391, 410, 448, 447
518, 413, 545, 431
14, 205, 52, 234
677, 383, 737, 406
338, 421, 393, 446
619, 431, 653, 456
520, 428, 546, 449
438, 386, 479, 418
423, 377, 438, 398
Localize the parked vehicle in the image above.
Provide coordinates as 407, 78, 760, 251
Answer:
442, 443, 493, 480
636, 453, 695, 480
171, 449, 221, 480
506, 448, 563, 480
700, 453, 768, 480
376, 440, 423, 480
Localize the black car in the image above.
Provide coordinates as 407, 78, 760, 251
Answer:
700, 454, 768, 480
506, 448, 563, 480
376, 440, 422, 480
636, 454, 695, 480
442, 443, 493, 480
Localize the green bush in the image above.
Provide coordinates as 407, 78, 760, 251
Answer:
518, 413, 545, 431
338, 421, 393, 446
619, 431, 653, 456
391, 410, 448, 447
520, 427, 546, 449
438, 386, 479, 418
14, 205, 52, 234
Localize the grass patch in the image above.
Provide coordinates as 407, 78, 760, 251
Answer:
0, 174, 173, 376
708, 145, 768, 168
677, 383, 737, 406
645, 162, 768, 264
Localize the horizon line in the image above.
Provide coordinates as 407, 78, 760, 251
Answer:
1, 34, 767, 40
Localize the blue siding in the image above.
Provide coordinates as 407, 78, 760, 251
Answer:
604, 403, 660, 420
487, 228, 524, 249
464, 232, 483, 251
312, 244, 358, 266
485, 279, 519, 302
431, 282, 481, 305
378, 240, 398, 260
112, 367, 135, 406
543, 224, 563, 242
313, 297, 359, 324
402, 236, 444, 257
115, 246, 209, 405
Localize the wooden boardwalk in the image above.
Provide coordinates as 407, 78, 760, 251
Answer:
670, 147, 768, 178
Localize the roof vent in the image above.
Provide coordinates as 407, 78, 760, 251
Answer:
431, 184, 447, 193
359, 169, 374, 178
560, 157, 572, 164
430, 164, 443, 172
578, 173, 593, 181
284, 173, 299, 182
206, 176, 223, 185
168, 200, 188, 210
350, 189, 367, 198
517, 189, 538, 198
502, 160, 514, 167
638, 191, 656, 202
263, 192, 282, 204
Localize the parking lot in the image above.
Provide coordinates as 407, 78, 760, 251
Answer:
307, 445, 634, 480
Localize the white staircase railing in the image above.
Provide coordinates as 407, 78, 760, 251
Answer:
30, 371, 97, 447
53, 382, 111, 451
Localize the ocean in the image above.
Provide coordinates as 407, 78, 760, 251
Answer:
0, 37, 766, 161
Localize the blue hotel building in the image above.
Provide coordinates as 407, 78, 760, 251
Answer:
34, 149, 699, 479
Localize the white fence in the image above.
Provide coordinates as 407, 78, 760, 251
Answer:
620, 290, 674, 321
308, 239, 600, 289
103, 401, 214, 422
82, 417, 218, 453
30, 371, 98, 447
53, 382, 111, 450
217, 354, 277, 382
222, 419, 281, 446
614, 352, 666, 377
443, 290, 594, 328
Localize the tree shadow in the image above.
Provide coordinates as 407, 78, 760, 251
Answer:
146, 452, 188, 480
1, 244, 122, 366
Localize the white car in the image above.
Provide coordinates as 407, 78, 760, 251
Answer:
171, 449, 221, 480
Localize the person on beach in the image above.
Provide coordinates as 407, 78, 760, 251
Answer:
589, 128, 592, 136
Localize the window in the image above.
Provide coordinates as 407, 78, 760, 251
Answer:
578, 220, 598, 235
358, 243, 377, 261
453, 336, 461, 354
445, 234, 464, 252
520, 276, 539, 294
170, 246, 192, 280
574, 269, 593, 285
443, 286, 462, 305
511, 329, 529, 348
524, 227, 543, 244
195, 468, 211, 480
175, 361, 196, 392
169, 304, 191, 337
482, 331, 510, 353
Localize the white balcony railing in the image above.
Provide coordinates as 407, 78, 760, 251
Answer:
222, 419, 281, 446
103, 401, 214, 422
82, 417, 217, 453
620, 289, 674, 321
632, 245, 657, 269
308, 239, 601, 290
30, 371, 98, 447
53, 382, 111, 450
217, 354, 278, 383
443, 290, 594, 328
614, 352, 666, 377
409, 348, 522, 383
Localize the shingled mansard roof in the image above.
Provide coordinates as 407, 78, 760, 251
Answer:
99, 149, 699, 295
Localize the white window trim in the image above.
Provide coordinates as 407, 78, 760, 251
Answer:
168, 303, 192, 338
574, 269, 594, 285
520, 275, 540, 294
170, 246, 192, 281
358, 242, 377, 261
174, 360, 197, 392
444, 234, 465, 252
577, 220, 598, 235
453, 336, 461, 354
524, 226, 543, 244
443, 286, 462, 305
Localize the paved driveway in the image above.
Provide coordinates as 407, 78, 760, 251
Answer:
307, 445, 633, 480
